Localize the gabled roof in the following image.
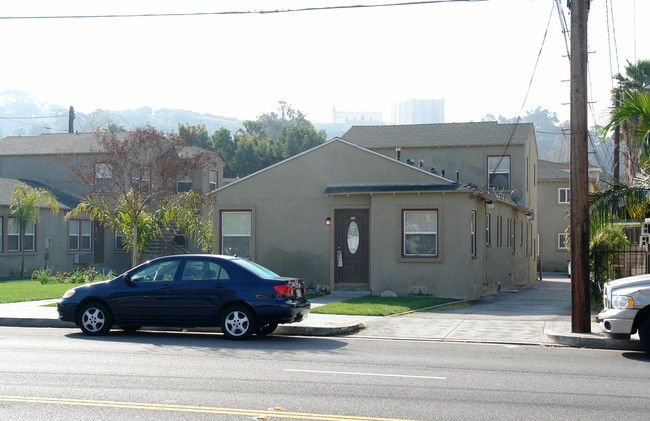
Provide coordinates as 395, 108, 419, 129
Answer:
537, 159, 601, 182
214, 138, 455, 193
0, 132, 122, 155
0, 177, 77, 209
341, 121, 535, 149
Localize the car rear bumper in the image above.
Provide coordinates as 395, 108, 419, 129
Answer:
255, 301, 311, 324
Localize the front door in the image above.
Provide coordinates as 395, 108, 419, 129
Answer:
335, 209, 369, 285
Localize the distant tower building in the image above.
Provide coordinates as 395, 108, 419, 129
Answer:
393, 99, 445, 124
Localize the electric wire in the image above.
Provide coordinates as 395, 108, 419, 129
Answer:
0, 0, 487, 20
481, 1, 554, 196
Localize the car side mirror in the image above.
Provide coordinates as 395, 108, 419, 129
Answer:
123, 274, 133, 285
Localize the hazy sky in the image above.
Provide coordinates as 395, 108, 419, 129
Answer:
1, 0, 647, 126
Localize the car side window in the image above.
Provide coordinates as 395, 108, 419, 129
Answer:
181, 260, 230, 281
130, 260, 180, 283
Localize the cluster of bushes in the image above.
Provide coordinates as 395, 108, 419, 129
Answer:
31, 267, 115, 285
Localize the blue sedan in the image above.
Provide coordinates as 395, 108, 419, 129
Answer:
57, 255, 310, 340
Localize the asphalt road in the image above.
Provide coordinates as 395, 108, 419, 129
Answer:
2, 326, 650, 420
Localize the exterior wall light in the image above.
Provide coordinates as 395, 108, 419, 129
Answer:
325, 217, 331, 226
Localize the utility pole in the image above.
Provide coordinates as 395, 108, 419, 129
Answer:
569, 0, 591, 333
613, 89, 620, 181
68, 106, 75, 134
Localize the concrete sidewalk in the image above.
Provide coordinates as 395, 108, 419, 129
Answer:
0, 275, 643, 351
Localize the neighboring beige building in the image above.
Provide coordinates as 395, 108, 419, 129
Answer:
0, 132, 223, 277
536, 159, 601, 272
212, 137, 537, 300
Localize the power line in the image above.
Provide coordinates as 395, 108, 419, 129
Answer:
0, 0, 487, 20
0, 114, 67, 120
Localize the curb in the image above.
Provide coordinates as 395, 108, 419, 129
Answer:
543, 327, 643, 351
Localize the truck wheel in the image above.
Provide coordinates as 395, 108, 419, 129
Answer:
639, 318, 650, 354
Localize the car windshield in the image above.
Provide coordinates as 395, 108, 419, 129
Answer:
233, 259, 280, 279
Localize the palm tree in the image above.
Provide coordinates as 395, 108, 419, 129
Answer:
612, 60, 650, 183
9, 184, 60, 277
66, 190, 212, 267
592, 90, 650, 228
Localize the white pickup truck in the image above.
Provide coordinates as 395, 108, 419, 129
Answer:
597, 274, 650, 353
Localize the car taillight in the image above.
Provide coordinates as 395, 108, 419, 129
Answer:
273, 285, 294, 297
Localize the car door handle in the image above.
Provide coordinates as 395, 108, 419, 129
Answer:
214, 283, 226, 288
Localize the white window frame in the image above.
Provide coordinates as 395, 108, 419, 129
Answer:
403, 210, 438, 258
221, 211, 252, 258
488, 156, 511, 190
177, 175, 193, 193
558, 188, 571, 204
69, 219, 92, 251
24, 221, 35, 252
115, 231, 127, 251
7, 217, 20, 252
510, 218, 516, 254
209, 170, 218, 191
95, 163, 112, 192
558, 233, 568, 250
471, 210, 477, 257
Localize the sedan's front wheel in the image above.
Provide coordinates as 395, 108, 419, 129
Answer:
220, 305, 256, 340
78, 302, 112, 336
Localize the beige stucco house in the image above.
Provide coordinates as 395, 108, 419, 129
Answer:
0, 132, 223, 278
212, 135, 538, 300
536, 159, 601, 272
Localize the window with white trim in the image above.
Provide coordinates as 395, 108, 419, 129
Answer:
69, 220, 92, 251
471, 210, 477, 257
209, 170, 218, 191
558, 233, 568, 250
221, 211, 251, 258
403, 210, 438, 257
488, 156, 511, 190
115, 232, 127, 251
558, 188, 570, 204
95, 163, 112, 192
24, 221, 35, 252
7, 217, 20, 252
177, 176, 192, 193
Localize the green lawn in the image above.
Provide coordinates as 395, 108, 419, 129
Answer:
0, 281, 80, 304
310, 296, 459, 316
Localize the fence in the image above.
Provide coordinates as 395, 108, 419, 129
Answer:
592, 245, 649, 299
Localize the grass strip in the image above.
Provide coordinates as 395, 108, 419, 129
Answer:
0, 281, 81, 304
311, 296, 457, 316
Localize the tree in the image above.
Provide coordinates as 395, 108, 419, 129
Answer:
64, 124, 215, 266
9, 184, 59, 277
611, 60, 650, 183
174, 123, 212, 149
212, 127, 236, 177
591, 90, 650, 229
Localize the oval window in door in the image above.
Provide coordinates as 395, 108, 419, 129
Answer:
347, 221, 360, 254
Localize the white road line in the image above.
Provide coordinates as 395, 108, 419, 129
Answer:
285, 369, 446, 380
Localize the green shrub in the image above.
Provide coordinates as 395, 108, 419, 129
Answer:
590, 225, 629, 305
31, 268, 53, 285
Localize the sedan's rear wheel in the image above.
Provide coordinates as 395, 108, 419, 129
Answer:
256, 322, 279, 336
220, 305, 256, 340
78, 302, 112, 336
